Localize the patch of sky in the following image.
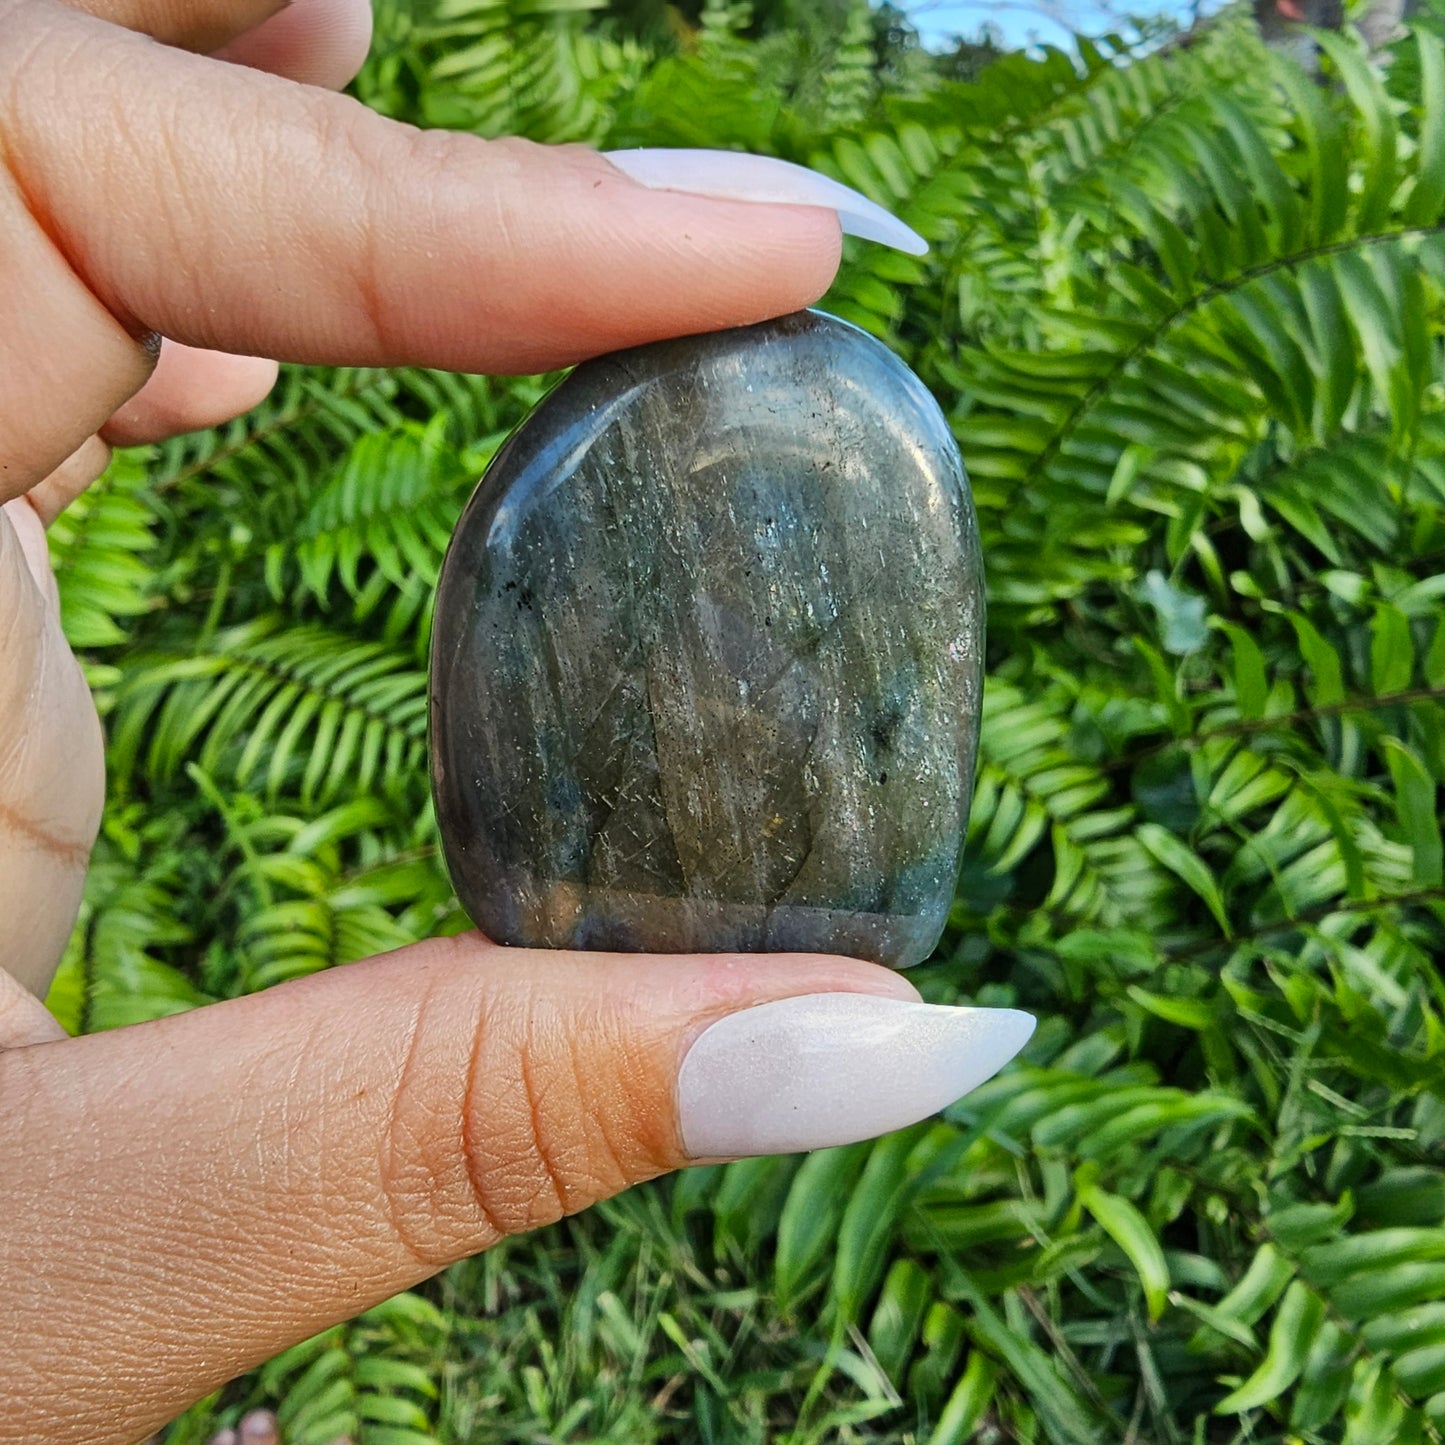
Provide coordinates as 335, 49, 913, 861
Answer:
903, 0, 1198, 51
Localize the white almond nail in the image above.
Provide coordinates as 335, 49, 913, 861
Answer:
677, 993, 1034, 1159
603, 148, 929, 257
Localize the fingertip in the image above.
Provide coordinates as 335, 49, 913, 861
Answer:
214, 0, 374, 90
101, 344, 278, 445
705, 196, 844, 298
550, 149, 846, 357
737, 203, 844, 316
716, 950, 922, 1004
584, 147, 845, 306
856, 960, 924, 1002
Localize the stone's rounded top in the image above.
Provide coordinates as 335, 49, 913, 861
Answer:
576, 306, 943, 407
431, 309, 985, 969
470, 309, 963, 559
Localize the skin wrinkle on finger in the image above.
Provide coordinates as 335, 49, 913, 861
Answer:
518, 1025, 578, 1221
0, 799, 91, 870
342, 106, 400, 361
468, 1035, 554, 1234
559, 1009, 635, 1210
456, 1007, 504, 1243
377, 978, 458, 1269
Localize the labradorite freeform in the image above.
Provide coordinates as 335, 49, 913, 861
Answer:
430, 310, 984, 968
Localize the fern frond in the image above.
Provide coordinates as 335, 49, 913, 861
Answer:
48, 449, 163, 658
110, 618, 428, 808
252, 1293, 448, 1445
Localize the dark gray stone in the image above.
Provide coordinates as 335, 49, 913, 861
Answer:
430, 309, 984, 968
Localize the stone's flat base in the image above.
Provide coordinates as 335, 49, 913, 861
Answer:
479, 880, 951, 968
431, 309, 985, 969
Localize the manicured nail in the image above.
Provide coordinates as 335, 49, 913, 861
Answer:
603, 148, 929, 256
677, 993, 1034, 1158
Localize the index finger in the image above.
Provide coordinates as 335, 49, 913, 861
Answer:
5, 2, 844, 377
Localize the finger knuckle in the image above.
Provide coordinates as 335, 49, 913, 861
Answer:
376, 952, 642, 1265
459, 1004, 626, 1239
376, 960, 488, 1266
324, 117, 476, 358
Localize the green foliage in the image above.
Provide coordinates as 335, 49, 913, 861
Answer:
47, 1, 1445, 1439
173, 1293, 451, 1445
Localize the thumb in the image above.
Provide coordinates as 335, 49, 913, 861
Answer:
0, 936, 1032, 1445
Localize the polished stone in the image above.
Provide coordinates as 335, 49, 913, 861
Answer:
430, 310, 984, 968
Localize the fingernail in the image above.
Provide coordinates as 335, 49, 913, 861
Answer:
677, 993, 1034, 1158
603, 148, 929, 256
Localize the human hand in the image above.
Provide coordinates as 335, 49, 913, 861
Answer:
0, 2, 1033, 1440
